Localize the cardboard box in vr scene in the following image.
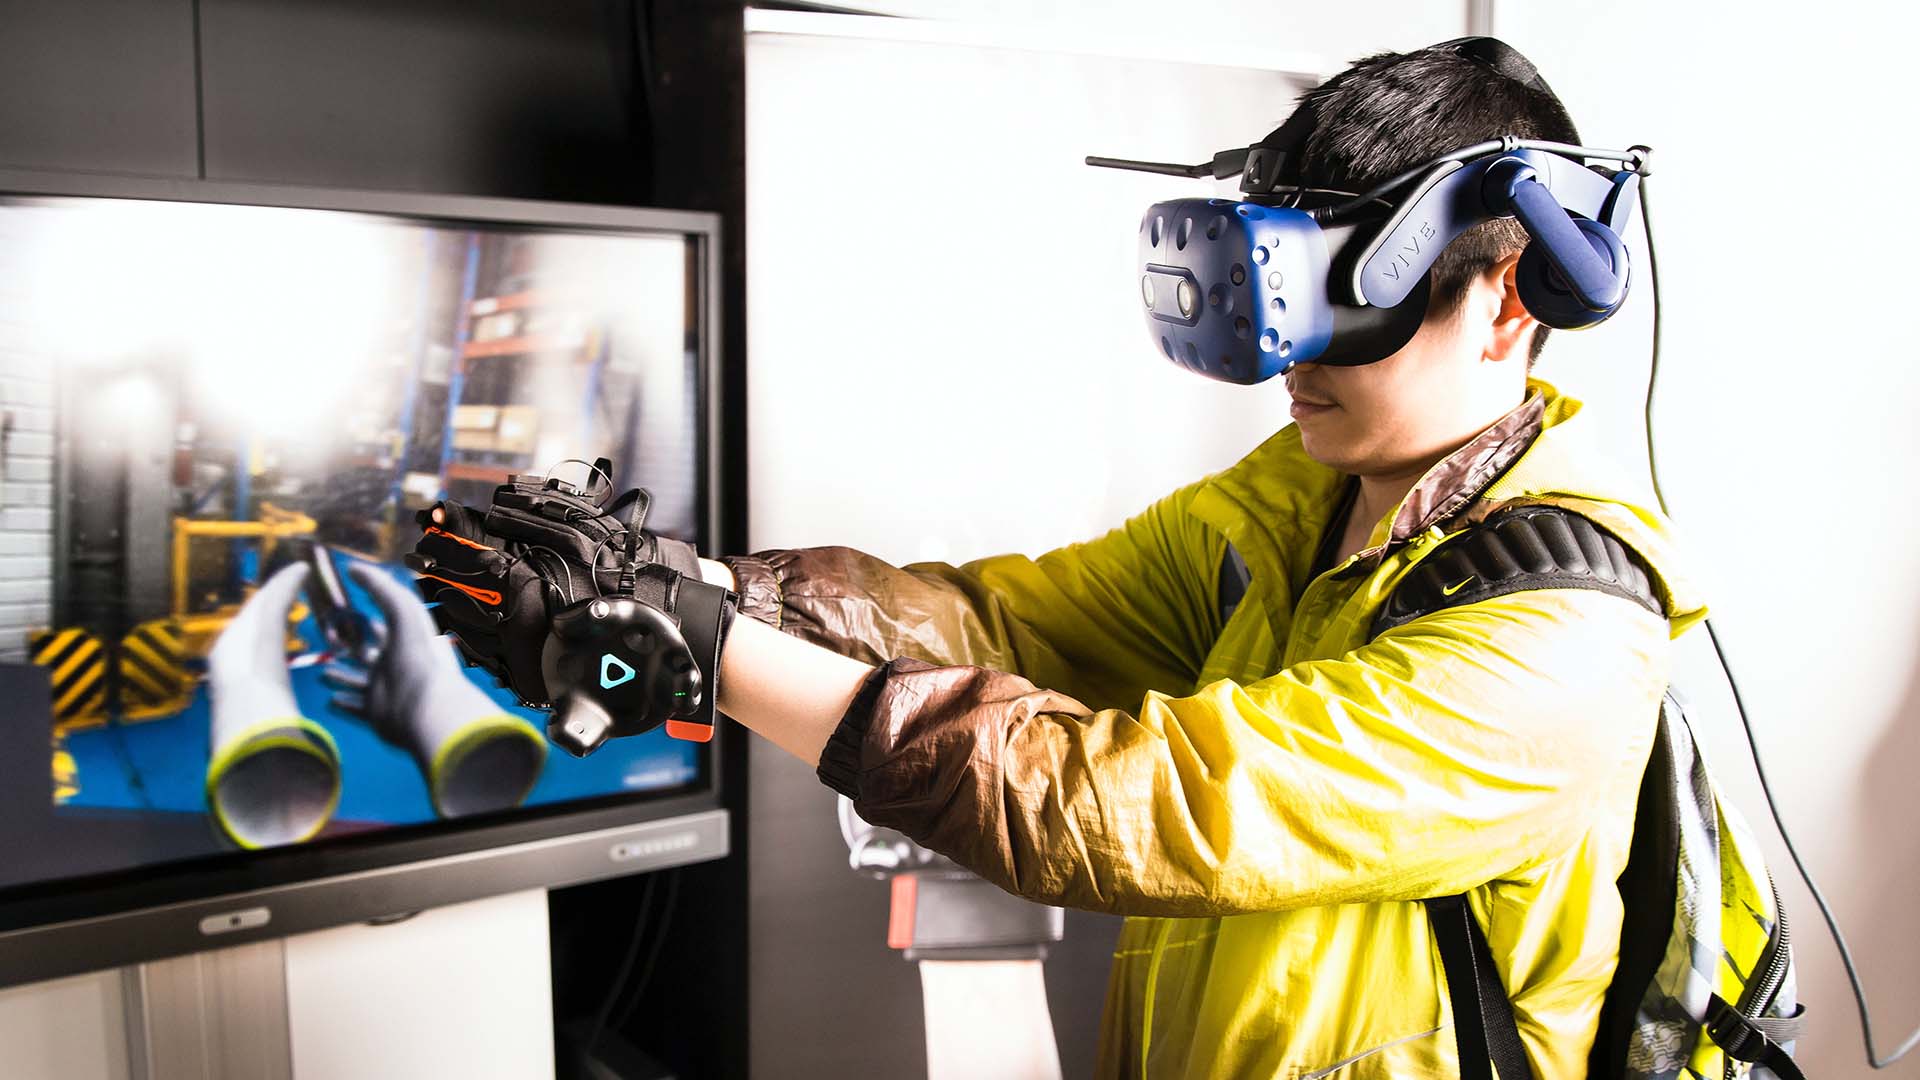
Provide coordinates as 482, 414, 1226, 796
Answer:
494, 407, 541, 455
451, 405, 501, 451
471, 311, 522, 343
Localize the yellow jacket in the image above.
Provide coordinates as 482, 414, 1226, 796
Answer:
727, 379, 1701, 1078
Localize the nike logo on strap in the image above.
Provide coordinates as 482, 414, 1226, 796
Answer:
1440, 576, 1476, 597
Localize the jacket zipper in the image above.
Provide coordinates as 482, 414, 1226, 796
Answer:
1723, 876, 1792, 1080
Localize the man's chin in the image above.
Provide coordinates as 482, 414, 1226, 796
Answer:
1295, 425, 1363, 473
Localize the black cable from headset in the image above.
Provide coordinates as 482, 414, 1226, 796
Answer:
1640, 184, 1920, 1068
1319, 137, 1648, 224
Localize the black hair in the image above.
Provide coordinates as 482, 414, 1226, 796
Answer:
1295, 43, 1580, 365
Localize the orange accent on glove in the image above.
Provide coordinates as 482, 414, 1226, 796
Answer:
425, 525, 494, 552
417, 574, 503, 607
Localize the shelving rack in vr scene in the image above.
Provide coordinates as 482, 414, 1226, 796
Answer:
435, 234, 615, 505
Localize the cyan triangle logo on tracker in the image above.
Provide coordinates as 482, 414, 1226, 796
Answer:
599, 654, 635, 690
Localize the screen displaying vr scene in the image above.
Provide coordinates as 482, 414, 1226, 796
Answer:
0, 194, 708, 891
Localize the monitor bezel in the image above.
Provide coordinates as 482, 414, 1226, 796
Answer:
0, 168, 730, 988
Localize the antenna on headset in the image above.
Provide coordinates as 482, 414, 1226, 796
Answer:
1085, 155, 1213, 178
1087, 148, 1253, 181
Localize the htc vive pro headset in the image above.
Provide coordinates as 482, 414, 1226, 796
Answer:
1092, 38, 1649, 384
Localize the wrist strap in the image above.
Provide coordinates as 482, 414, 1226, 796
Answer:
665, 576, 735, 743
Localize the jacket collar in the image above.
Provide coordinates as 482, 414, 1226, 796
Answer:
1192, 377, 1704, 634
1381, 388, 1547, 545
1190, 382, 1550, 601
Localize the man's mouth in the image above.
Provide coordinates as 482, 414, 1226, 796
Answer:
1286, 382, 1336, 409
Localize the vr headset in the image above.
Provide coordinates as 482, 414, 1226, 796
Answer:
1092, 37, 1650, 384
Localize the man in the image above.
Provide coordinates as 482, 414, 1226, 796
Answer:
434, 41, 1696, 1078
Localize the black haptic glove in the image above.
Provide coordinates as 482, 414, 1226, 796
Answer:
405, 458, 734, 754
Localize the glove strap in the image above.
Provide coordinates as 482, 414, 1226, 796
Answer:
665, 576, 734, 743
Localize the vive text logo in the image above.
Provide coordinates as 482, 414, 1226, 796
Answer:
1380, 221, 1440, 282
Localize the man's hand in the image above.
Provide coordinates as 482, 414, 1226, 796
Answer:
404, 480, 706, 708
405, 500, 558, 704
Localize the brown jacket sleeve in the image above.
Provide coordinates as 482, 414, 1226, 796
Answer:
722, 546, 1057, 669
811, 589, 1668, 917
718, 482, 1225, 717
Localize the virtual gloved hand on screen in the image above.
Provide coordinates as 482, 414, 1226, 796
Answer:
204, 562, 342, 849
323, 563, 547, 818
404, 459, 733, 755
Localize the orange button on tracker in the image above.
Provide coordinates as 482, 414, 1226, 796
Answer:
665, 719, 713, 743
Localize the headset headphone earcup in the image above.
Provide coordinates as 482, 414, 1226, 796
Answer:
1516, 217, 1629, 330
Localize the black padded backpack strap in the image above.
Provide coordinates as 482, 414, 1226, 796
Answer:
1426, 894, 1534, 1080
1377, 505, 1661, 1080
1372, 504, 1661, 638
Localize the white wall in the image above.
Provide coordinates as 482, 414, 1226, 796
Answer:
1499, 3, 1920, 1075
741, 4, 1474, 559
746, 23, 1308, 562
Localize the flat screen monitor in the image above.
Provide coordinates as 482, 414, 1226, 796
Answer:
0, 171, 728, 988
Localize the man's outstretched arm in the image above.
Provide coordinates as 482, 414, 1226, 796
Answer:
709, 480, 1227, 716
712, 582, 1668, 917
699, 578, 872, 763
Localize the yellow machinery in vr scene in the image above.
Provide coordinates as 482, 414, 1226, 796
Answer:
169, 502, 318, 657
27, 503, 315, 734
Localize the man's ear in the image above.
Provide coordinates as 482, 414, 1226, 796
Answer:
1483, 253, 1538, 365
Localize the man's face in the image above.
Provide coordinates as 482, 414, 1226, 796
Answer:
1283, 266, 1531, 478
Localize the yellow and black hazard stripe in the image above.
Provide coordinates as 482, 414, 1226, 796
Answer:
28, 627, 106, 726
120, 619, 192, 715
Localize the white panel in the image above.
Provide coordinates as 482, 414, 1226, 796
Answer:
747, 31, 1314, 561
1495, 5, 1920, 1076
284, 889, 554, 1080
743, 16, 1464, 1079
0, 970, 131, 1080
799, 1, 1469, 64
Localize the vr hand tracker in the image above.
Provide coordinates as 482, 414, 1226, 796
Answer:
408, 461, 734, 758
542, 560, 728, 758
1090, 44, 1650, 383
495, 476, 732, 757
